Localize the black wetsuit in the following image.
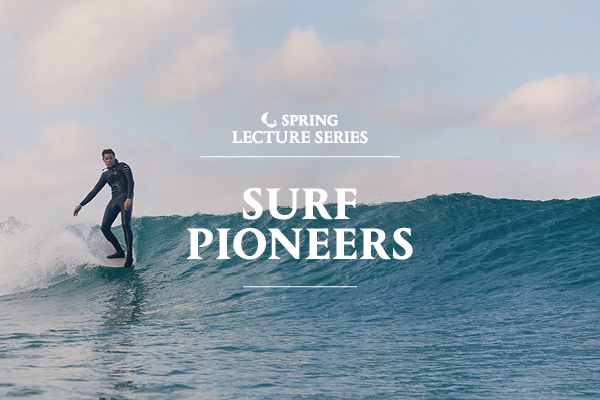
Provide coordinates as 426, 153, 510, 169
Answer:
81, 160, 134, 260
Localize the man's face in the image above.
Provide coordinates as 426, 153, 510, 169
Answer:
103, 153, 116, 168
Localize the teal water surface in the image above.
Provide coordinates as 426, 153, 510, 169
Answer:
1, 194, 600, 399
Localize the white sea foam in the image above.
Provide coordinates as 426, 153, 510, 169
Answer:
0, 219, 98, 296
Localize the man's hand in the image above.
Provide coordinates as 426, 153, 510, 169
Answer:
124, 198, 132, 211
73, 204, 82, 216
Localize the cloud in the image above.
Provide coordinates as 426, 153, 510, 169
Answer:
4, 0, 248, 107
486, 73, 600, 136
0, 0, 56, 39
251, 27, 402, 107
0, 121, 106, 191
142, 33, 237, 104
15, 1, 192, 105
3, 2, 404, 111
0, 121, 116, 222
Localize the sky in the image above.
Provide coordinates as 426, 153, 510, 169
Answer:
2, 0, 600, 223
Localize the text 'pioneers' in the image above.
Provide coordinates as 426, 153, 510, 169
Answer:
188, 188, 412, 261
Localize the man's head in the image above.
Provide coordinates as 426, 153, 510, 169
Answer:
102, 149, 116, 168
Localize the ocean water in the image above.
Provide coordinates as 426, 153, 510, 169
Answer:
1, 193, 600, 399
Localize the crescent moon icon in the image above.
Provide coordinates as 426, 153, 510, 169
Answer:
261, 112, 277, 128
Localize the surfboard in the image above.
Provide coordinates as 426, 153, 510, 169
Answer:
86, 228, 134, 268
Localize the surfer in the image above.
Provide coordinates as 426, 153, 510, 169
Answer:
73, 149, 135, 268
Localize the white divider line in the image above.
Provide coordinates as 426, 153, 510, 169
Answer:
201, 156, 399, 158
243, 285, 357, 288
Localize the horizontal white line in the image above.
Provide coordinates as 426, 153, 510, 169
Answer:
201, 156, 399, 158
243, 285, 357, 288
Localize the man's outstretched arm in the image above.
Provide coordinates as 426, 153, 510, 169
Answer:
74, 173, 107, 216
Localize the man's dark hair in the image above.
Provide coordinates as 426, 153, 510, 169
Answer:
102, 149, 115, 157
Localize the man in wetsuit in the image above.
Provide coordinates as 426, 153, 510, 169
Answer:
73, 149, 135, 268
